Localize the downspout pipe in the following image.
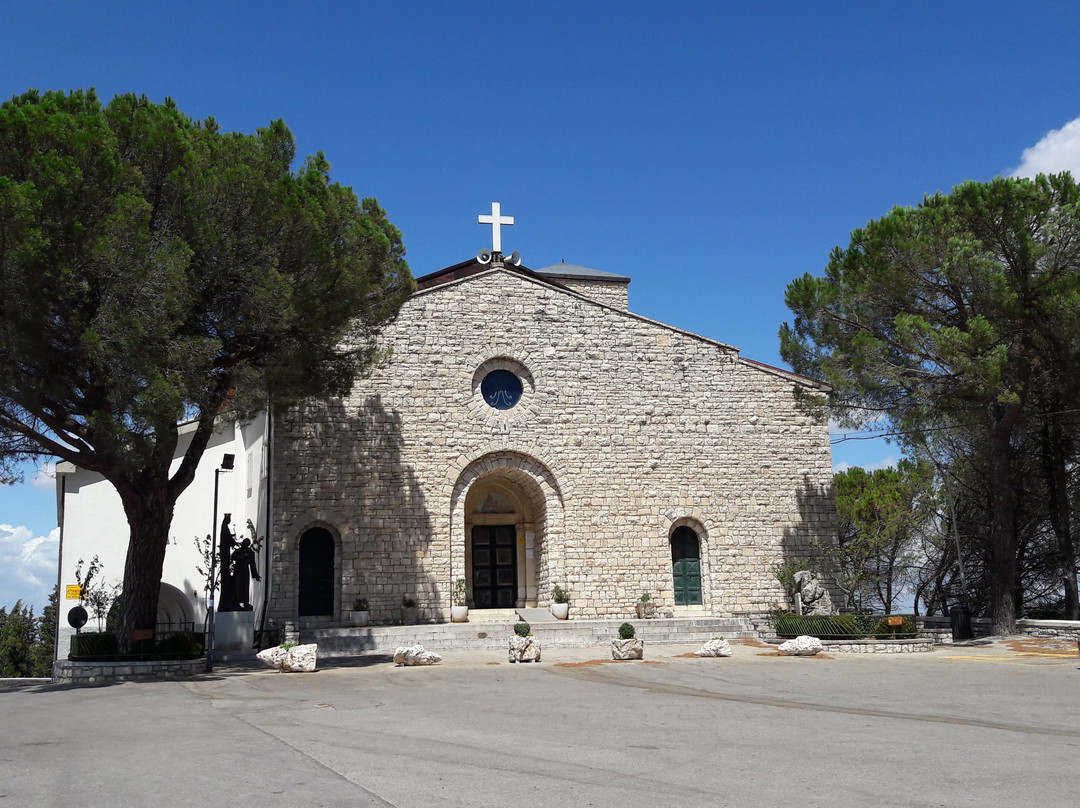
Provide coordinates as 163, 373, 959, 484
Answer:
257, 408, 273, 646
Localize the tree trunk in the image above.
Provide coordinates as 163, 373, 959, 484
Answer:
1040, 415, 1079, 619
988, 414, 1019, 635
114, 483, 177, 653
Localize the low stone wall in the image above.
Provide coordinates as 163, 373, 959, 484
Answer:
1013, 618, 1080, 640
53, 658, 204, 685
820, 638, 933, 654
917, 616, 1080, 644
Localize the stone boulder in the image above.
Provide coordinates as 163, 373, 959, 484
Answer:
694, 638, 733, 657
611, 638, 644, 660
393, 644, 442, 666
256, 645, 287, 670
256, 643, 318, 672
508, 635, 542, 663
778, 635, 824, 656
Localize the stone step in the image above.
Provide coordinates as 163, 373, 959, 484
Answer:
307, 617, 756, 657
464, 608, 519, 624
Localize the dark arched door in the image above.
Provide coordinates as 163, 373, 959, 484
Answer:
298, 527, 335, 616
671, 526, 703, 606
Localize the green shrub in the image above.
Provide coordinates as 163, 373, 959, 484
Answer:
770, 559, 810, 605
155, 632, 204, 659
514, 622, 531, 637
552, 585, 569, 604
451, 578, 467, 607
69, 632, 119, 658
618, 622, 636, 640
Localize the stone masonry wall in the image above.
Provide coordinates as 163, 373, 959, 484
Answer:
270, 268, 836, 626
554, 278, 629, 310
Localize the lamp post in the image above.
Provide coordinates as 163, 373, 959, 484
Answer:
206, 453, 235, 673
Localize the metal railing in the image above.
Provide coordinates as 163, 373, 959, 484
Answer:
772, 613, 917, 639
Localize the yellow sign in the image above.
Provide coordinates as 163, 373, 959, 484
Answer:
66, 585, 82, 600
887, 616, 903, 626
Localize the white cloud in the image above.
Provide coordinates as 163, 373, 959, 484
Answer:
0, 523, 59, 613
1012, 117, 1080, 178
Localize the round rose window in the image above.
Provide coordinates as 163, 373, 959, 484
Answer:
481, 369, 523, 410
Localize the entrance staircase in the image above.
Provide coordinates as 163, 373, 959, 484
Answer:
307, 611, 756, 658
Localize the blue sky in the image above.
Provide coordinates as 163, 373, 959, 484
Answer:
3, 1, 1080, 611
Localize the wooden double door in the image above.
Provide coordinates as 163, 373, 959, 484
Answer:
471, 525, 518, 608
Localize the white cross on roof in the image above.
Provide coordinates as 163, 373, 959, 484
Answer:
478, 201, 514, 253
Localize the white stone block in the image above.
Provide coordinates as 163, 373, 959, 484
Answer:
778, 635, 823, 656
611, 638, 644, 660
508, 635, 541, 663
693, 638, 733, 657
393, 644, 442, 666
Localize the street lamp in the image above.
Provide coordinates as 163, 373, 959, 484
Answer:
206, 453, 235, 673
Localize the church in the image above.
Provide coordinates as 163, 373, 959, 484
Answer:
54, 205, 836, 655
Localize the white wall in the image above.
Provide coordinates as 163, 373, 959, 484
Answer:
55, 412, 270, 658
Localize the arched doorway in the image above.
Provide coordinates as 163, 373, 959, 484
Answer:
450, 451, 565, 612
298, 527, 335, 616
671, 525, 703, 606
156, 582, 196, 631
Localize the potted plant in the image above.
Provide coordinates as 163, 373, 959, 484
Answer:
551, 584, 570, 619
509, 621, 541, 663
401, 595, 419, 624
635, 592, 657, 619
612, 622, 644, 660
346, 596, 370, 627
451, 578, 469, 623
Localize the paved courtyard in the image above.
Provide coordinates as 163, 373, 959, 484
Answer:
2, 638, 1077, 807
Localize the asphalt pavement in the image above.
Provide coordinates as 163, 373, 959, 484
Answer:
2, 638, 1077, 807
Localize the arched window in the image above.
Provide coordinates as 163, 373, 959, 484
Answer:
671, 526, 703, 606
298, 527, 335, 616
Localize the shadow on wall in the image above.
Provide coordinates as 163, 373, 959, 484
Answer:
272, 393, 437, 628
777, 473, 839, 611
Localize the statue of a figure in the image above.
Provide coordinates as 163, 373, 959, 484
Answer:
232, 538, 261, 611
218, 513, 239, 611
794, 570, 837, 616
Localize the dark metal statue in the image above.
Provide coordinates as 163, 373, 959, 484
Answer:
218, 513, 239, 612
232, 538, 261, 611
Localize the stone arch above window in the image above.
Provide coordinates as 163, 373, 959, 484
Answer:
469, 357, 536, 421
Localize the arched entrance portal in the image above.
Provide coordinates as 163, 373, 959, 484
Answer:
451, 452, 564, 611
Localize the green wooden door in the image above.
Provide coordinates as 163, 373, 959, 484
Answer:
671, 526, 703, 605
471, 525, 517, 608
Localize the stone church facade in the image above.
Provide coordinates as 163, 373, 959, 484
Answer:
268, 257, 836, 627
52, 249, 836, 659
